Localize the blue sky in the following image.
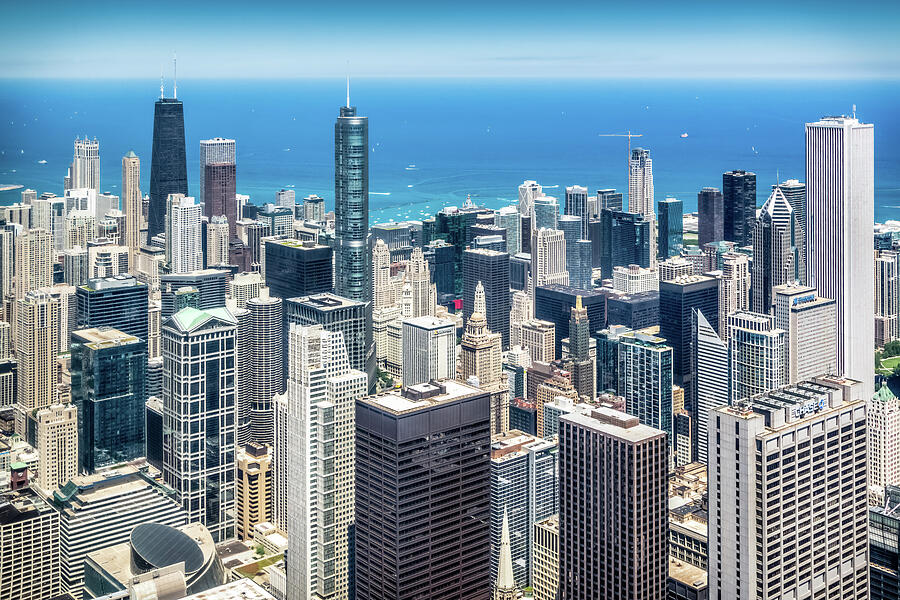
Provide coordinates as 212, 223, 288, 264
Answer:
3, 0, 899, 79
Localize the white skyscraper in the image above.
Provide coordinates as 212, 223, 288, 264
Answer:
875, 250, 899, 346
165, 194, 202, 274
161, 306, 238, 543
628, 148, 653, 217
727, 311, 787, 404
773, 284, 837, 384
530, 228, 568, 301
869, 384, 900, 496
199, 138, 236, 202
718, 251, 750, 338
72, 137, 100, 193
693, 308, 727, 464
372, 239, 393, 310
709, 376, 868, 600
496, 205, 522, 255
275, 188, 296, 210
805, 116, 874, 396
285, 324, 366, 600
401, 316, 457, 387
518, 180, 542, 217
206, 215, 230, 266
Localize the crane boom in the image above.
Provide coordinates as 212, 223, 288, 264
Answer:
598, 130, 644, 158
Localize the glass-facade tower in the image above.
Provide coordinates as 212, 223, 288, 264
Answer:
148, 97, 188, 240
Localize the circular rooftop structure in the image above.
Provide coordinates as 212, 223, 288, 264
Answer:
129, 523, 205, 575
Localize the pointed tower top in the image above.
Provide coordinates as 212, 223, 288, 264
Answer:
346, 75, 350, 108
173, 52, 177, 100
160, 64, 164, 100
474, 281, 486, 316
125, 150, 137, 159
496, 507, 516, 590
575, 295, 583, 310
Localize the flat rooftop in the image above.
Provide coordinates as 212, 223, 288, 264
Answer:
560, 406, 665, 443
362, 379, 483, 415
289, 293, 362, 310
72, 327, 140, 349
669, 557, 708, 589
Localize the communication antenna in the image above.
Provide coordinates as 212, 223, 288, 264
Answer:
346, 60, 351, 108
852, 104, 857, 119
173, 52, 177, 100
160, 64, 164, 99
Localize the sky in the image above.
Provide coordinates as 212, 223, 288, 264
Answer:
3, 0, 899, 79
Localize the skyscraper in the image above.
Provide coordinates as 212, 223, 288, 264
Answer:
334, 103, 369, 305
868, 385, 900, 495
285, 324, 366, 600
284, 293, 368, 379
875, 249, 899, 347
34, 403, 79, 494
236, 442, 272, 542
773, 284, 837, 383
122, 151, 142, 266
460, 282, 508, 433
75, 275, 149, 341
0, 487, 62, 600
567, 297, 595, 401
870, 485, 900, 600
564, 185, 589, 239
401, 315, 457, 386
751, 187, 795, 314
657, 197, 683, 259
559, 406, 667, 599
518, 180, 542, 218
70, 327, 147, 473
495, 205, 521, 255
203, 163, 237, 237
727, 311, 787, 404
198, 137, 235, 203
717, 251, 750, 336
697, 187, 724, 247
164, 194, 202, 274
722, 170, 756, 246
530, 228, 569, 300
709, 376, 868, 600
72, 136, 100, 193
463, 248, 511, 347
148, 94, 188, 240
262, 239, 333, 300
356, 380, 492, 600
617, 329, 674, 457
15, 290, 60, 434
242, 290, 283, 445
692, 308, 727, 464
533, 195, 559, 230
806, 115, 875, 396
597, 209, 652, 279
628, 147, 654, 216
774, 179, 807, 282
162, 306, 238, 542
14, 228, 53, 299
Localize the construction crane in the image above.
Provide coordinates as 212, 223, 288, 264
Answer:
598, 130, 644, 159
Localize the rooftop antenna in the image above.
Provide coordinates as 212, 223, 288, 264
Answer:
852, 104, 857, 119
160, 64, 164, 100
173, 52, 177, 100
346, 60, 351, 108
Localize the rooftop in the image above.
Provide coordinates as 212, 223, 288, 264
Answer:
72, 327, 140, 350
362, 379, 483, 415
168, 306, 237, 332
560, 406, 665, 443
289, 293, 363, 310
669, 557, 708, 589
0, 487, 54, 526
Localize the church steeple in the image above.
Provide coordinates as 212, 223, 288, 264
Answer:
493, 507, 519, 600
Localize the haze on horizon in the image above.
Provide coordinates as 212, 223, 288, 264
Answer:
3, 0, 899, 80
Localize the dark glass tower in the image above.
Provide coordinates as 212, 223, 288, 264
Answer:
203, 163, 237, 237
697, 187, 724, 247
75, 275, 149, 341
597, 209, 651, 280
149, 97, 188, 240
723, 170, 757, 247
463, 248, 511, 347
657, 197, 683, 259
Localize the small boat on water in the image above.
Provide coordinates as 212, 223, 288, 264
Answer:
681, 133, 689, 138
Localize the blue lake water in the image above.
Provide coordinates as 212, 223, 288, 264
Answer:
1, 78, 899, 223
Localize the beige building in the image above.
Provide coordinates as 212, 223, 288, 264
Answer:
15, 291, 60, 434
0, 487, 61, 600
122, 151, 142, 269
14, 228, 53, 300
237, 442, 273, 541
459, 282, 508, 433
520, 319, 555, 364
869, 384, 900, 496
532, 515, 559, 600
33, 403, 78, 494
229, 272, 266, 309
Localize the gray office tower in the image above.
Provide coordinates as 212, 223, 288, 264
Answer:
559, 215, 583, 287
284, 293, 370, 381
723, 170, 756, 247
607, 291, 659, 330
698, 187, 724, 247
871, 485, 900, 600
657, 197, 683, 259
596, 189, 624, 212
356, 380, 492, 600
564, 185, 589, 239
774, 179, 807, 283
159, 269, 228, 318
75, 275, 149, 341
463, 248, 511, 347
148, 96, 188, 240
535, 284, 606, 356
597, 209, 651, 279
70, 328, 147, 473
424, 241, 455, 302
574, 240, 592, 290
559, 407, 668, 599
263, 239, 333, 300
659, 275, 718, 418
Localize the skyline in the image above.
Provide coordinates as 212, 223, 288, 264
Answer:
4, 1, 900, 79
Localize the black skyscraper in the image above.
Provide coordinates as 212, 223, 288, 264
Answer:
596, 209, 651, 279
697, 187, 724, 247
535, 284, 607, 356
463, 248, 511, 347
75, 276, 150, 341
148, 97, 187, 240
723, 170, 757, 246
263, 239, 333, 300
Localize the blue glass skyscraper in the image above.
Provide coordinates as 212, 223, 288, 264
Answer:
657, 197, 683, 259
148, 95, 188, 240
70, 328, 147, 473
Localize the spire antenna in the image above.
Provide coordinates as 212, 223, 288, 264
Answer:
346, 75, 350, 108
160, 64, 164, 100
173, 52, 177, 100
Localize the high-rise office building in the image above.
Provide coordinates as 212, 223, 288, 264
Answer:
51, 465, 186, 597
596, 188, 624, 213
531, 228, 569, 300
617, 329, 674, 456
401, 315, 456, 386
14, 228, 53, 299
533, 195, 559, 230
870, 485, 900, 600
262, 239, 333, 300
559, 406, 667, 599
463, 248, 510, 347
199, 137, 235, 204
495, 205, 521, 255
875, 250, 899, 346
659, 275, 718, 403
657, 197, 683, 259
372, 239, 392, 309
558, 214, 583, 287
0, 487, 61, 600
709, 376, 868, 600
697, 187, 724, 247
65, 210, 96, 249
722, 170, 756, 246
0, 226, 13, 301
75, 275, 149, 341
564, 185, 589, 239
628, 147, 654, 217
284, 293, 368, 380
235, 443, 273, 543
806, 116, 875, 396
356, 380, 492, 600
72, 136, 100, 193
276, 188, 296, 210
718, 251, 750, 337
518, 180, 542, 218
597, 209, 652, 279
14, 290, 60, 434
228, 272, 265, 309
165, 194, 202, 274
868, 385, 900, 494
692, 308, 727, 464
460, 282, 508, 433
489, 431, 558, 587
773, 284, 837, 383
34, 403, 79, 494
122, 151, 142, 266
567, 297, 596, 401
727, 311, 786, 404
162, 306, 238, 543
520, 320, 556, 364
148, 93, 188, 240
751, 187, 795, 314
334, 103, 369, 305
203, 163, 237, 237
206, 215, 230, 267
70, 328, 146, 472
399, 247, 435, 319
302, 194, 326, 222
775, 179, 807, 283
242, 290, 282, 445
532, 515, 559, 600
159, 269, 228, 317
